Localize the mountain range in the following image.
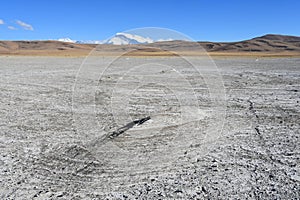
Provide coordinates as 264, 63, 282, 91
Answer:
57, 32, 155, 45
0, 34, 299, 56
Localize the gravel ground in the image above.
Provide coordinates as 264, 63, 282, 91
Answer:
0, 56, 299, 199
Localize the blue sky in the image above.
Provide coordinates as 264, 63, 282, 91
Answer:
0, 0, 299, 42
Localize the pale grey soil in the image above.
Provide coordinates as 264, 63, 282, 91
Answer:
0, 56, 299, 199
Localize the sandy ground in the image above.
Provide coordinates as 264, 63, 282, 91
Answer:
0, 56, 299, 199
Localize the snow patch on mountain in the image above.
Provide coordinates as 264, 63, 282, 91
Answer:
57, 38, 77, 43
105, 33, 154, 45
157, 38, 175, 42
76, 40, 104, 44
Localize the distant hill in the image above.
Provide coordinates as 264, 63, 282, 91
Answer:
0, 34, 299, 56
0, 40, 94, 51
0, 40, 95, 56
199, 34, 300, 52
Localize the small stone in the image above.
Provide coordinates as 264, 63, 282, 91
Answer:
174, 189, 182, 193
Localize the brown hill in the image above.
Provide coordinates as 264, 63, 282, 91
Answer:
199, 34, 300, 52
0, 34, 299, 56
0, 40, 95, 56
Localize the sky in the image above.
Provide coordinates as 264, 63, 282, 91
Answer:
0, 0, 299, 42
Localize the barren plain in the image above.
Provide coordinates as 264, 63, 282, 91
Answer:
0, 56, 299, 199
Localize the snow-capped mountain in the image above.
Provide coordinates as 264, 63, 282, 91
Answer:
57, 38, 103, 44
105, 33, 154, 45
57, 38, 77, 43
56, 33, 173, 45
76, 40, 104, 44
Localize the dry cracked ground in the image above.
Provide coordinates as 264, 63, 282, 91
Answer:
0, 56, 299, 199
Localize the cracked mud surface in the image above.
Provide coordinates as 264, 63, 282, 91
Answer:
0, 56, 299, 199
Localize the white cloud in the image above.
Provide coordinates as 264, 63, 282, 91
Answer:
8, 26, 17, 30
16, 20, 33, 31
0, 19, 4, 24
